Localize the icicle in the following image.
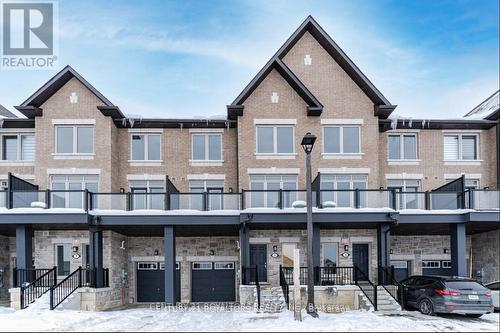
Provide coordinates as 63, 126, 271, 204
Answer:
408, 118, 413, 128
180, 123, 183, 131
390, 117, 398, 130
129, 118, 135, 128
421, 120, 426, 128
0, 119, 4, 128
121, 118, 127, 127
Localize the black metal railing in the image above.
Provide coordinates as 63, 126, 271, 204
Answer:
279, 265, 289, 308
378, 266, 405, 309
354, 267, 377, 311
13, 267, 53, 287
50, 267, 109, 310
2, 188, 498, 212
20, 267, 57, 309
241, 266, 260, 309
281, 266, 356, 286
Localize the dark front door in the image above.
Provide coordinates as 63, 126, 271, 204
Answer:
353, 243, 369, 279
249, 244, 267, 282
191, 262, 235, 302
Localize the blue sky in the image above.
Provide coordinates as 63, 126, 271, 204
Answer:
1, 0, 498, 119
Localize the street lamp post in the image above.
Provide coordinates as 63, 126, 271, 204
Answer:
301, 132, 318, 318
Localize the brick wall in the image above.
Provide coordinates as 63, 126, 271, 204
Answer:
471, 230, 500, 283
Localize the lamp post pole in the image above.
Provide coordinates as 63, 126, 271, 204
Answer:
301, 132, 317, 318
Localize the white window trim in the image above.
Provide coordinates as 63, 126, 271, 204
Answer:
129, 133, 162, 162
320, 119, 364, 125
52, 119, 96, 125
127, 174, 165, 181
254, 119, 297, 125
322, 125, 362, 156
444, 173, 482, 180
247, 168, 300, 175
190, 133, 223, 162
255, 125, 295, 155
47, 168, 101, 175
318, 167, 370, 174
54, 125, 94, 156
443, 133, 480, 162
385, 173, 423, 180
187, 174, 225, 181
0, 133, 35, 162
387, 133, 419, 161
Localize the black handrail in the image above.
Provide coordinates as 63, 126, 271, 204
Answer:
241, 266, 260, 310
279, 265, 289, 308
20, 267, 56, 309
378, 266, 405, 309
50, 267, 110, 310
13, 267, 53, 287
281, 266, 356, 286
255, 265, 261, 310
354, 266, 377, 311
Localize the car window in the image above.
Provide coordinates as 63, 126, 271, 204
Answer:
486, 282, 500, 290
446, 281, 486, 291
413, 278, 435, 287
401, 277, 415, 286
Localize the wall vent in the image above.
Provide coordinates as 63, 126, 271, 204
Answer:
271, 92, 279, 103
304, 54, 312, 65
70, 92, 78, 104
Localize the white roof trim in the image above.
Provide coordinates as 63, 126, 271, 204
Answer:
247, 167, 300, 175
318, 167, 370, 174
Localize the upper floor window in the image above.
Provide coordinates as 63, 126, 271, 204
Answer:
323, 126, 360, 154
1, 134, 34, 161
443, 134, 478, 161
256, 126, 294, 154
56, 126, 93, 154
129, 179, 164, 210
131, 134, 161, 161
192, 134, 222, 161
387, 179, 421, 209
320, 174, 368, 207
388, 134, 417, 160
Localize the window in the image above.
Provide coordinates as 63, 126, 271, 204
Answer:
1, 134, 35, 161
442, 261, 451, 268
129, 180, 165, 210
55, 244, 71, 276
249, 175, 297, 208
138, 262, 158, 270
320, 175, 368, 207
256, 126, 294, 154
282, 243, 296, 268
422, 260, 440, 268
214, 262, 234, 270
387, 179, 421, 209
323, 126, 360, 154
443, 134, 478, 161
322, 243, 338, 267
131, 134, 161, 161
55, 126, 94, 154
192, 262, 212, 270
191, 134, 222, 161
388, 134, 417, 160
188, 180, 224, 210
50, 175, 99, 208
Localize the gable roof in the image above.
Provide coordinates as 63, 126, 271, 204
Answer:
463, 90, 499, 121
0, 104, 17, 118
15, 65, 124, 119
228, 15, 396, 119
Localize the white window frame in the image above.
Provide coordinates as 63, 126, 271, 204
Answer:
192, 262, 212, 270
191, 133, 222, 161
214, 262, 234, 270
0, 133, 35, 161
443, 133, 479, 161
255, 125, 295, 155
422, 260, 440, 268
138, 262, 158, 270
322, 126, 361, 155
387, 133, 418, 161
49, 174, 99, 208
319, 174, 368, 207
442, 261, 452, 268
130, 133, 162, 161
55, 125, 94, 155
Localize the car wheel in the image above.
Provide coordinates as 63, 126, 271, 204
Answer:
418, 299, 434, 316
466, 314, 483, 318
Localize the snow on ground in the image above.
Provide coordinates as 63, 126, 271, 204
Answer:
0, 305, 498, 332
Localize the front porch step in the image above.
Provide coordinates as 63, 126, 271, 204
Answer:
253, 287, 287, 313
375, 286, 401, 312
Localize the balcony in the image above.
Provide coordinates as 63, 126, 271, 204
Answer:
0, 188, 498, 213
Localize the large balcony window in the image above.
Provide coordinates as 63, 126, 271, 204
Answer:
387, 179, 421, 209
320, 175, 367, 207
189, 180, 224, 210
249, 175, 297, 208
129, 180, 165, 210
50, 175, 98, 208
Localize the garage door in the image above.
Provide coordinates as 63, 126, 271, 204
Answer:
422, 260, 452, 276
136, 262, 181, 303
191, 262, 235, 302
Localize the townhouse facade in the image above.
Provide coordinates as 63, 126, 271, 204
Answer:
0, 16, 498, 311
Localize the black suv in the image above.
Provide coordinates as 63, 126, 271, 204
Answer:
400, 275, 493, 317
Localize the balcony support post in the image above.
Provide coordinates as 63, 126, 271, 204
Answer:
450, 223, 467, 277
377, 223, 391, 284
164, 225, 176, 304
89, 226, 104, 288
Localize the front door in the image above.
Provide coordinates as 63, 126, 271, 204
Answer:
249, 244, 267, 282
353, 243, 369, 279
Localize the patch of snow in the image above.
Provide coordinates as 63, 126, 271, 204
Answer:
464, 90, 499, 120
399, 209, 474, 215
90, 209, 241, 216
0, 306, 498, 332
242, 207, 395, 214
0, 207, 85, 214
